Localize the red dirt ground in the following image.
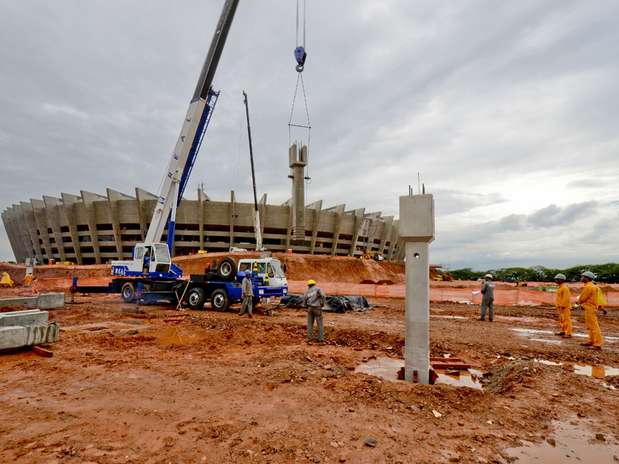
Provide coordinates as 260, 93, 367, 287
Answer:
1, 290, 618, 463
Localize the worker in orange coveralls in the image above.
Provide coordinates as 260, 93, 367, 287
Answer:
553, 273, 572, 338
578, 271, 603, 350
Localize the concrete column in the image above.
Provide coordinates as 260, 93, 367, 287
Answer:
81, 191, 106, 264
136, 188, 157, 241
60, 194, 84, 264
399, 194, 435, 384
348, 208, 366, 257
329, 204, 345, 255
289, 143, 307, 242
43, 196, 66, 262
31, 199, 52, 262
307, 200, 322, 254
229, 190, 236, 249
259, 193, 267, 241
198, 187, 206, 250
379, 216, 394, 256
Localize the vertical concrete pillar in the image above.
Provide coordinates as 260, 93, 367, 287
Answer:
289, 143, 307, 242
399, 194, 435, 384
229, 190, 236, 249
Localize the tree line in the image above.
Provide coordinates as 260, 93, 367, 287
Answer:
450, 263, 619, 283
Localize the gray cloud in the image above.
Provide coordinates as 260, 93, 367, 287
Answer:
1, 0, 619, 267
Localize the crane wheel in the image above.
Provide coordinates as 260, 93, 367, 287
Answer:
217, 257, 237, 280
211, 288, 229, 311
186, 287, 206, 310
121, 282, 135, 303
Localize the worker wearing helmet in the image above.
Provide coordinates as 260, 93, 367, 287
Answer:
238, 271, 254, 318
480, 274, 495, 321
303, 279, 326, 343
578, 271, 603, 349
553, 273, 572, 337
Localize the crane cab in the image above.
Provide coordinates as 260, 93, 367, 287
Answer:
111, 242, 182, 279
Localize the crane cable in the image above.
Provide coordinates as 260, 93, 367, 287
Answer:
288, 0, 311, 145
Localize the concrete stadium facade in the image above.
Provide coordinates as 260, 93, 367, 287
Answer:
2, 188, 402, 264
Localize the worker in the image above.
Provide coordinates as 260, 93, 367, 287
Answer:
553, 273, 572, 337
480, 274, 495, 321
577, 271, 603, 350
238, 271, 253, 318
303, 279, 326, 343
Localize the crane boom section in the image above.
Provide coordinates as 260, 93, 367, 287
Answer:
143, 0, 239, 247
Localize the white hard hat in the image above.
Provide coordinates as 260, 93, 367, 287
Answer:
554, 273, 567, 281
581, 271, 596, 280
484, 274, 493, 279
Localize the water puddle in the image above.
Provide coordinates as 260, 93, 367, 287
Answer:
354, 357, 482, 390
432, 315, 467, 320
534, 359, 619, 378
512, 327, 618, 343
529, 338, 561, 345
506, 419, 619, 463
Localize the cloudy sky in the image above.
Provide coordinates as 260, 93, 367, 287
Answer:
1, 0, 618, 269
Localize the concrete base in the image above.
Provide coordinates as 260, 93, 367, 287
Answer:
0, 323, 59, 350
0, 292, 65, 310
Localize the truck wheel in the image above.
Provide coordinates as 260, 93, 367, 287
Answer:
186, 287, 206, 310
121, 282, 135, 302
217, 257, 237, 280
211, 288, 229, 311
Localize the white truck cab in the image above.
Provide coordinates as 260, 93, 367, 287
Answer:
111, 242, 181, 278
238, 257, 287, 289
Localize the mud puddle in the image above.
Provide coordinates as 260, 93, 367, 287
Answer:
355, 357, 482, 390
512, 327, 618, 343
534, 359, 619, 378
506, 418, 619, 463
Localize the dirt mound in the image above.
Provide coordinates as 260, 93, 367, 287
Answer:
481, 360, 542, 394
174, 252, 405, 285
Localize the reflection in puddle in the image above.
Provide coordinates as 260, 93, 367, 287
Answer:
534, 359, 619, 378
529, 338, 561, 345
512, 328, 618, 343
354, 357, 482, 390
506, 419, 619, 463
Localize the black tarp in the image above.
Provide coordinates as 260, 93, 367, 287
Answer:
279, 295, 371, 313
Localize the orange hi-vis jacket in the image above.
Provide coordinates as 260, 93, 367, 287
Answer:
578, 281, 598, 310
555, 283, 571, 309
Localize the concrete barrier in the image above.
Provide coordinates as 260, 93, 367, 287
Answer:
0, 323, 59, 350
0, 309, 48, 327
37, 292, 65, 309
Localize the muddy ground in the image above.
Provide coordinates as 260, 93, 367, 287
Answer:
1, 296, 618, 463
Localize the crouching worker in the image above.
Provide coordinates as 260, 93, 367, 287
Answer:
578, 271, 603, 350
303, 279, 326, 343
238, 271, 253, 318
554, 273, 572, 337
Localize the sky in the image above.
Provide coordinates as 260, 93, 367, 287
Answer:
0, 0, 618, 270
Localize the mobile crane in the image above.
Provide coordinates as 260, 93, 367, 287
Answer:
72, 0, 289, 309
111, 0, 238, 280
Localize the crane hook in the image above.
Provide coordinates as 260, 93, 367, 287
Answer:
294, 46, 306, 73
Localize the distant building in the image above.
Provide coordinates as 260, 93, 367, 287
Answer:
2, 187, 402, 264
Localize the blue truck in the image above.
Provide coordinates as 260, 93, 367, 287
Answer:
72, 256, 288, 312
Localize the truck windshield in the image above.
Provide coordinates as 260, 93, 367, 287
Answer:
153, 244, 171, 264
270, 260, 285, 278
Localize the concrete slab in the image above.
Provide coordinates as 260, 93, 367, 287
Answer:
0, 309, 48, 327
0, 292, 65, 310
